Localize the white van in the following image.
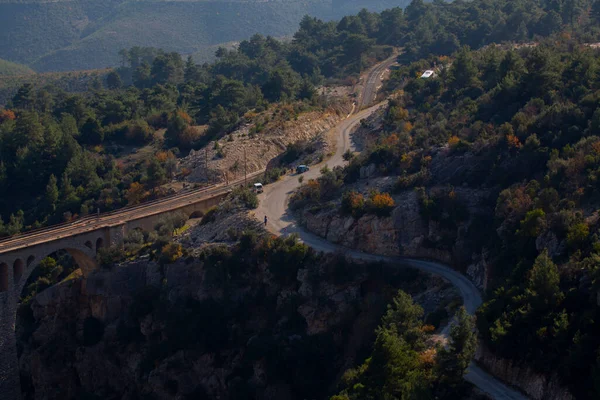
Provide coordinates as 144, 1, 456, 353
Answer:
253, 183, 264, 193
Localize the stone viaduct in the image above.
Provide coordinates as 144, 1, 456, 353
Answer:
0, 185, 234, 400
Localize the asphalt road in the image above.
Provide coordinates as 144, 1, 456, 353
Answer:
357, 54, 399, 110
254, 59, 528, 400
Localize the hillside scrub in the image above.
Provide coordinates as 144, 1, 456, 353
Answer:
330, 38, 600, 397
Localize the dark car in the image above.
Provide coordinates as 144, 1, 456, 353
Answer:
296, 165, 310, 174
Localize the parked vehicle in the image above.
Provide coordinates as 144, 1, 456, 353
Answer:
253, 183, 264, 193
296, 165, 310, 174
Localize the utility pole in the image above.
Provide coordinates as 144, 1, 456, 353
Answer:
244, 146, 247, 187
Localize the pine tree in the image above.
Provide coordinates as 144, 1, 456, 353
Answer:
184, 55, 198, 82
436, 307, 477, 395
60, 172, 74, 202
147, 158, 166, 188
45, 174, 59, 212
80, 117, 104, 145
106, 71, 123, 90
527, 249, 562, 306
6, 210, 24, 235
449, 46, 478, 90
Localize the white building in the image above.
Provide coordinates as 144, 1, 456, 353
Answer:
421, 70, 435, 78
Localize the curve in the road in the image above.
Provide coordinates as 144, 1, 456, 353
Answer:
254, 60, 528, 400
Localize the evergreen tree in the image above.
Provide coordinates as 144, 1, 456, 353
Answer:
6, 210, 24, 235
147, 158, 166, 187
527, 249, 561, 306
436, 307, 477, 395
45, 174, 59, 212
80, 117, 104, 145
12, 83, 35, 110
184, 55, 200, 82
106, 71, 123, 90
134, 61, 152, 89
60, 172, 75, 202
449, 46, 479, 90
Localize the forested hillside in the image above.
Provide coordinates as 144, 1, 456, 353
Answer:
0, 58, 34, 76
6, 0, 600, 399
0, 0, 411, 72
300, 28, 600, 400
0, 9, 394, 236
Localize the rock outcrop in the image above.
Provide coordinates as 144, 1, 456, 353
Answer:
475, 345, 574, 400
300, 187, 490, 289
17, 246, 459, 400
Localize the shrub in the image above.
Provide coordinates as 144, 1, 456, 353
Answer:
146, 110, 169, 128
159, 242, 184, 265
282, 141, 305, 164
97, 245, 125, 268
567, 222, 589, 248
0, 109, 16, 123
200, 207, 218, 225
232, 187, 258, 209
448, 135, 460, 147
342, 149, 355, 161
367, 191, 395, 216
155, 212, 188, 236
124, 229, 145, 252
125, 182, 147, 205
289, 179, 320, 210
125, 120, 154, 144
395, 169, 430, 191
341, 191, 365, 217
263, 167, 285, 183
518, 209, 546, 238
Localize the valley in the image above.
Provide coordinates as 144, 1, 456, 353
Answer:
4, 1, 600, 399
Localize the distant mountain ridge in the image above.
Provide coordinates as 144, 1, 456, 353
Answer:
0, 0, 410, 72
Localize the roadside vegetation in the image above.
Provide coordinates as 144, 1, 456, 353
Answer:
315, 31, 600, 398
332, 293, 476, 400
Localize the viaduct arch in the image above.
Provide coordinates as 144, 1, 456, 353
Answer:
0, 188, 230, 400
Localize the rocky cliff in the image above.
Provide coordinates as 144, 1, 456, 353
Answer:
300, 185, 492, 290
17, 234, 459, 400
475, 345, 574, 400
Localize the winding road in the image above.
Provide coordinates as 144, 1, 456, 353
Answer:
254, 58, 528, 400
